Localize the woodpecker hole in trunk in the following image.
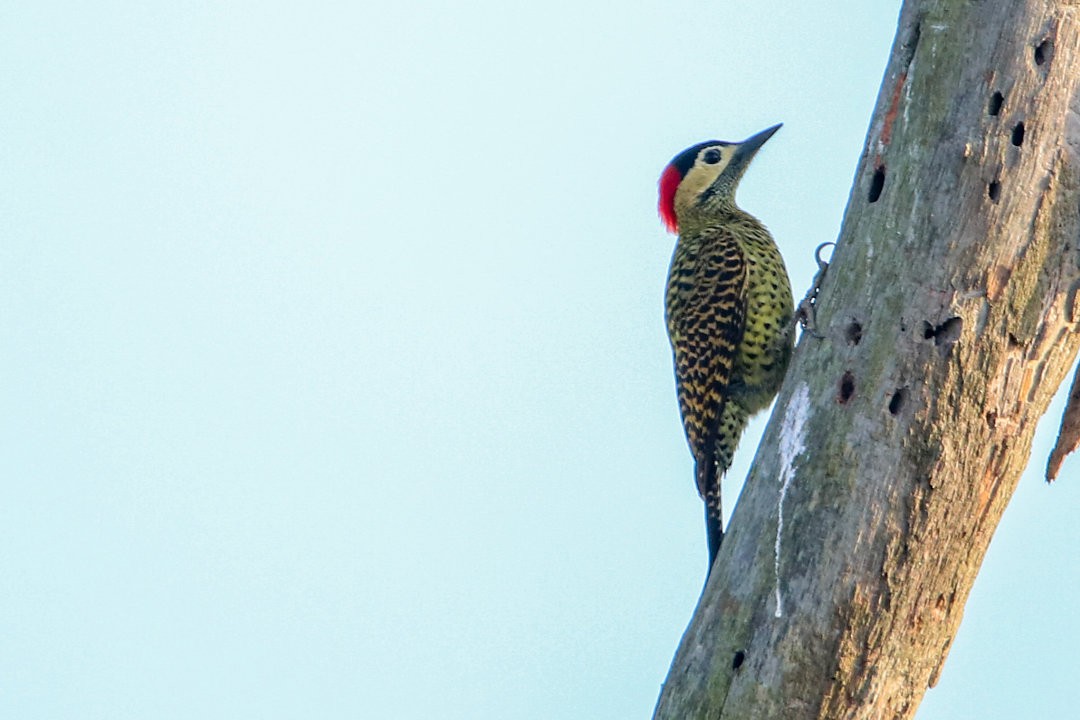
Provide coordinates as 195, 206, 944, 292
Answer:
988, 91, 1004, 116
732, 651, 746, 670
888, 387, 908, 415
868, 166, 886, 203
988, 181, 1001, 203
838, 372, 855, 403
845, 321, 863, 345
1011, 122, 1025, 146
1034, 38, 1052, 67
923, 317, 963, 347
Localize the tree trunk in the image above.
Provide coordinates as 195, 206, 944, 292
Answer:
653, 1, 1080, 718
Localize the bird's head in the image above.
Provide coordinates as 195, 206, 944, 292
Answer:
658, 123, 782, 233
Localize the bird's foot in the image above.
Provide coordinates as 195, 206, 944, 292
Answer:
795, 242, 835, 339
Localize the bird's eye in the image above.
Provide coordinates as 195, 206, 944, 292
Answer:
702, 148, 722, 164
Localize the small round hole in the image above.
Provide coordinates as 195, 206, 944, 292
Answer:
1011, 122, 1025, 146
732, 650, 746, 670
988, 181, 1001, 203
1035, 39, 1052, 66
846, 321, 863, 345
838, 372, 855, 404
868, 166, 886, 203
988, 91, 1004, 116
888, 387, 908, 415
926, 317, 963, 347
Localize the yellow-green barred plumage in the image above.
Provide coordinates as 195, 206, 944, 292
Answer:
660, 126, 793, 571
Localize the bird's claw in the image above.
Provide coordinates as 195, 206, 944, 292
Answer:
796, 242, 835, 338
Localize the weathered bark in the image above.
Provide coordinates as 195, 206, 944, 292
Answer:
1046, 361, 1080, 479
654, 1, 1080, 718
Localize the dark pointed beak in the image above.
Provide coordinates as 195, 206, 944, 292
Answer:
732, 123, 782, 166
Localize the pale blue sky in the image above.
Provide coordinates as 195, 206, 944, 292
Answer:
2, 2, 1077, 718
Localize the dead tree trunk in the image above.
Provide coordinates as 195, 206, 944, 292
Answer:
653, 1, 1080, 718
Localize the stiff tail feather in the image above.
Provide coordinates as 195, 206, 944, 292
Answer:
697, 456, 724, 575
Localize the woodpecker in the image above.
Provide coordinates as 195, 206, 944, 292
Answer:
659, 124, 794, 570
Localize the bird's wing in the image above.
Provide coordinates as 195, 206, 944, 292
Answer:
667, 229, 749, 497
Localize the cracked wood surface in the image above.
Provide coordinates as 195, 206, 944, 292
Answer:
653, 1, 1080, 718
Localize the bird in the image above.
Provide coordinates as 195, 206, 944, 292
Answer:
659, 124, 794, 571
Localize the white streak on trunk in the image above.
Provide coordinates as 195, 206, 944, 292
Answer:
775, 382, 811, 618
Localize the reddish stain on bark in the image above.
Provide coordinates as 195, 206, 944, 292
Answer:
880, 72, 907, 147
